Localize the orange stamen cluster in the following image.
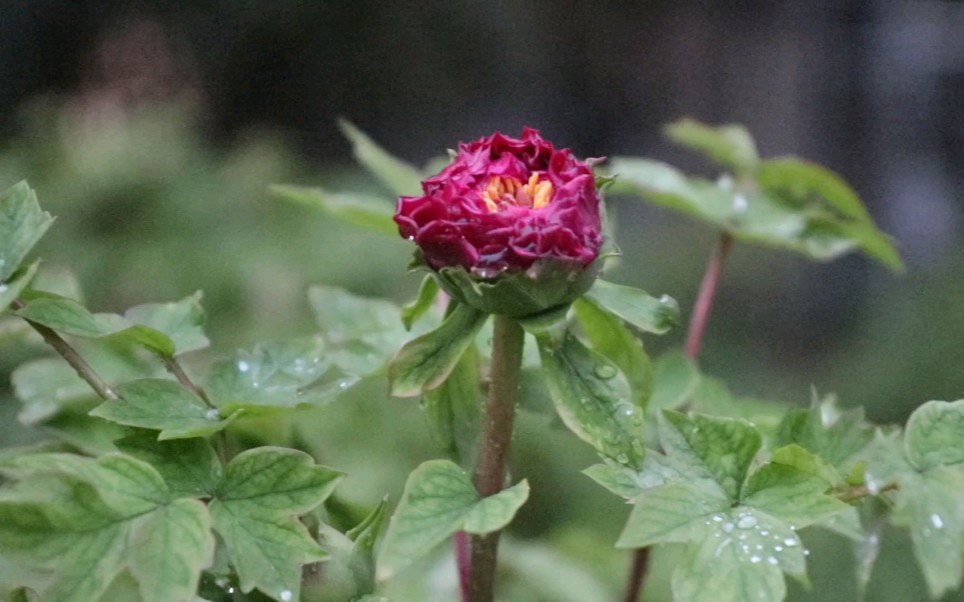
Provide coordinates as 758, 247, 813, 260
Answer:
481, 173, 553, 213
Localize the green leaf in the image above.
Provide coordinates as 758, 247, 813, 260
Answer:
670, 508, 806, 602
14, 296, 129, 338
664, 118, 759, 175
313, 498, 389, 599
660, 411, 761, 499
210, 447, 343, 601
377, 460, 529, 577
648, 350, 701, 412
207, 337, 344, 412
537, 332, 644, 466
91, 379, 235, 440
609, 158, 900, 268
388, 302, 487, 397
903, 399, 964, 471
270, 184, 397, 235
115, 432, 222, 497
123, 291, 209, 356
13, 342, 157, 425
401, 274, 440, 330
776, 395, 874, 472
741, 445, 848, 529
0, 181, 55, 282
128, 498, 215, 602
0, 453, 215, 602
6, 587, 40, 602
583, 279, 680, 335
583, 451, 685, 499
758, 158, 902, 271
308, 285, 409, 376
0, 261, 39, 315
573, 298, 653, 409
420, 343, 482, 461
859, 401, 964, 597
616, 482, 730, 547
338, 118, 423, 196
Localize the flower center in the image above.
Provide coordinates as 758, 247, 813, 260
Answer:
481, 173, 553, 213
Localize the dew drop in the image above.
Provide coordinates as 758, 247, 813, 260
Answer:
930, 514, 944, 529
594, 364, 617, 379
774, 545, 783, 552
205, 409, 221, 421
227, 586, 235, 594
803, 549, 810, 557
237, 360, 251, 373
0, 284, 7, 294
279, 590, 293, 602
767, 556, 779, 565
722, 522, 735, 533
784, 537, 798, 547
712, 514, 724, 523
750, 555, 762, 564
732, 194, 748, 213
737, 515, 758, 529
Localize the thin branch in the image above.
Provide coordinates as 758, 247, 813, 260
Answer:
160, 354, 216, 409
623, 231, 735, 602
11, 298, 118, 401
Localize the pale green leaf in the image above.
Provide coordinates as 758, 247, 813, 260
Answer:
648, 350, 701, 412
903, 399, 964, 471
91, 379, 235, 440
377, 460, 529, 576
0, 181, 55, 282
420, 343, 481, 461
14, 296, 129, 338
128, 498, 215, 602
338, 118, 424, 196
664, 119, 759, 175
401, 274, 440, 330
583, 451, 685, 499
123, 291, 209, 356
537, 332, 645, 466
210, 447, 343, 601
776, 395, 874, 471
115, 432, 222, 498
270, 184, 397, 234
583, 279, 680, 335
573, 297, 653, 409
0, 261, 39, 315
388, 302, 487, 397
616, 482, 730, 548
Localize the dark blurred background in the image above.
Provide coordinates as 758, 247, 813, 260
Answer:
0, 1, 962, 600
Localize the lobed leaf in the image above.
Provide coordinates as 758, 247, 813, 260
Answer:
210, 447, 343, 601
123, 291, 209, 356
115, 432, 222, 498
91, 379, 235, 440
377, 460, 529, 577
0, 261, 39, 315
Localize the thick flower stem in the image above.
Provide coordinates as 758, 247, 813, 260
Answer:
624, 232, 734, 602
11, 298, 118, 401
469, 314, 525, 602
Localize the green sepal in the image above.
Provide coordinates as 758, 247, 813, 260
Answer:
433, 255, 603, 319
401, 274, 440, 330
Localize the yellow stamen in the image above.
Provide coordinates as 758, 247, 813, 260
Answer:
481, 174, 554, 213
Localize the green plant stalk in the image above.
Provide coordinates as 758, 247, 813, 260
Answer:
469, 314, 525, 602
623, 231, 734, 602
11, 298, 119, 401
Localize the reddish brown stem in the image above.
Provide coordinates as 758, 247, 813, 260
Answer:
623, 232, 734, 602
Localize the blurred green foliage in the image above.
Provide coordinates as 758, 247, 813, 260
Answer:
1, 102, 963, 601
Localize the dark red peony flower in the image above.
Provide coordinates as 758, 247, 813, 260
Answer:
395, 128, 603, 317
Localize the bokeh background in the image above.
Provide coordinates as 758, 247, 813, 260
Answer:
0, 1, 962, 600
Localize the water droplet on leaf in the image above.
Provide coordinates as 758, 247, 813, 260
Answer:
737, 514, 758, 529
594, 364, 617, 379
